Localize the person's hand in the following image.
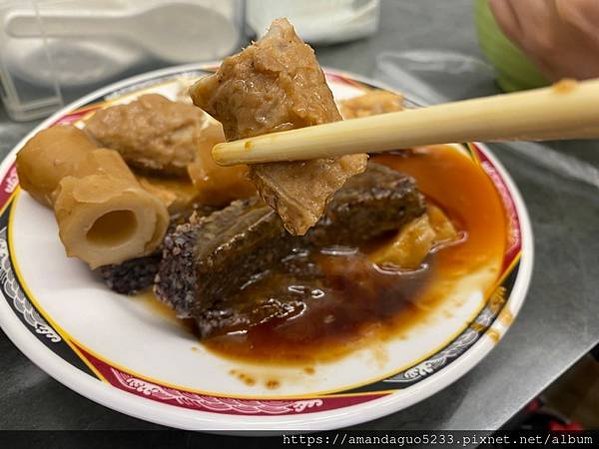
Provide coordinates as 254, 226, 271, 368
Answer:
489, 0, 599, 80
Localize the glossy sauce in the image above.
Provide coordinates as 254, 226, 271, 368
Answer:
205, 251, 430, 363
201, 146, 508, 364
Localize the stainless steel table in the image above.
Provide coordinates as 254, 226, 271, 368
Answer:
1, 0, 598, 431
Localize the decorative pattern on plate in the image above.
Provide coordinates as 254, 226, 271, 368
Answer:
3, 166, 18, 196
0, 227, 61, 343
384, 331, 480, 384
112, 369, 318, 415
383, 287, 508, 385
73, 342, 387, 415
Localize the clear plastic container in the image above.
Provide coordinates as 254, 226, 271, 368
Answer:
247, 0, 380, 45
0, 0, 245, 121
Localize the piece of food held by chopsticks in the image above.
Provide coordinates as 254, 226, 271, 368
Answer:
190, 18, 368, 236
16, 125, 169, 269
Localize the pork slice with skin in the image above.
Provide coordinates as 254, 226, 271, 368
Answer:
190, 18, 367, 235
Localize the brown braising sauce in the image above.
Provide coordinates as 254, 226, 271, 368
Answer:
198, 146, 508, 364
204, 249, 430, 363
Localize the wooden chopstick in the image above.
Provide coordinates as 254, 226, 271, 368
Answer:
212, 78, 599, 166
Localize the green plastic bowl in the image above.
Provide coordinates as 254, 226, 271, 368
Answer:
474, 0, 549, 92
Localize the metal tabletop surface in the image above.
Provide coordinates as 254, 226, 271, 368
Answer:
1, 0, 598, 432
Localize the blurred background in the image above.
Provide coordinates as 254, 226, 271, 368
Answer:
0, 0, 548, 121
0, 0, 385, 120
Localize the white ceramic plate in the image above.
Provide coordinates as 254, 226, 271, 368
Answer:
0, 63, 533, 431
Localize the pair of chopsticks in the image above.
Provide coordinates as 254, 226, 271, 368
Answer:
212, 78, 599, 166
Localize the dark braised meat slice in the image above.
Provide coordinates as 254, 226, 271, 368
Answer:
154, 163, 426, 336
308, 163, 427, 247
154, 197, 293, 317
194, 249, 324, 338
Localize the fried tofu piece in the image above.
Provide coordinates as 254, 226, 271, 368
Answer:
370, 205, 458, 270
190, 18, 367, 235
136, 174, 199, 214
340, 90, 404, 119
185, 122, 255, 207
